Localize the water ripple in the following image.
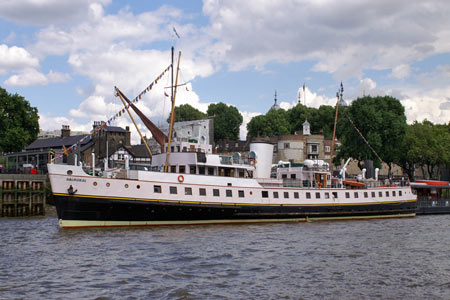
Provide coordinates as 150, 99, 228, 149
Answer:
1, 211, 450, 299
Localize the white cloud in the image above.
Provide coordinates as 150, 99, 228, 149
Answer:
202, 0, 450, 78
390, 64, 411, 79
0, 0, 111, 26
4, 69, 71, 86
0, 44, 39, 74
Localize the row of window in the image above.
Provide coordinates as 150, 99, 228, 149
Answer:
157, 185, 403, 200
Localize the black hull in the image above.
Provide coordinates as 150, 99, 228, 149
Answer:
54, 194, 416, 228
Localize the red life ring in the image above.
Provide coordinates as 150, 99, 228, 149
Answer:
178, 175, 184, 183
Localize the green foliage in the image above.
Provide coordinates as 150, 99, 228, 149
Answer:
335, 96, 407, 173
168, 103, 207, 123
207, 102, 243, 141
247, 103, 338, 139
397, 120, 450, 179
247, 108, 291, 137
0, 87, 40, 153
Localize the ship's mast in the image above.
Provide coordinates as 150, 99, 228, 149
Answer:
164, 47, 181, 172
331, 82, 343, 170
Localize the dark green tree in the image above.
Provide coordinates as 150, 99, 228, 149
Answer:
0, 87, 39, 153
335, 95, 407, 176
168, 103, 207, 123
247, 108, 290, 137
207, 102, 243, 141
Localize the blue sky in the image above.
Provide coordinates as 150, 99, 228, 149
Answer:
1, 0, 449, 142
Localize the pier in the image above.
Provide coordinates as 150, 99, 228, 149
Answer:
0, 174, 47, 217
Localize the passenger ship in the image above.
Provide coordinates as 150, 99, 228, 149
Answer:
48, 140, 416, 228
47, 48, 416, 228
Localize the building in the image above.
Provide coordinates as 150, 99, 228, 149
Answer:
1, 123, 131, 173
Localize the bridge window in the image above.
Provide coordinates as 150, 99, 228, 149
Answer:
325, 192, 330, 199
393, 191, 396, 196
372, 192, 376, 197
385, 191, 389, 197
379, 191, 383, 197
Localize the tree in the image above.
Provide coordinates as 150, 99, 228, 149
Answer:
0, 87, 39, 153
247, 108, 290, 137
168, 103, 206, 123
397, 120, 450, 180
207, 102, 243, 141
335, 96, 407, 176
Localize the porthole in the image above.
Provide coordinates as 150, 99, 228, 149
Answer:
106, 183, 110, 187
67, 170, 73, 175
125, 184, 129, 188
137, 185, 141, 189
93, 182, 98, 186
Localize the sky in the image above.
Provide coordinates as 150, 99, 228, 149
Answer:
1, 0, 449, 143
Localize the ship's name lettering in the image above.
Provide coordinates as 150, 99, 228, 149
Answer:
66, 178, 86, 182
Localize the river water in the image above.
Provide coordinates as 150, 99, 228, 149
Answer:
1, 207, 449, 300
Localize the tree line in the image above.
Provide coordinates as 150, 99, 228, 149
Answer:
1, 84, 449, 180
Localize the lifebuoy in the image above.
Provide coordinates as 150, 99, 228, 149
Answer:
178, 175, 184, 183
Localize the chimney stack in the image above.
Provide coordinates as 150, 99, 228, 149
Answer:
61, 125, 70, 138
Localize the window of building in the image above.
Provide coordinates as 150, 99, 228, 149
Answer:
273, 192, 279, 198
185, 187, 192, 195
284, 192, 289, 199
354, 192, 359, 198
238, 190, 244, 198
213, 189, 220, 197
364, 192, 368, 198
306, 192, 311, 199
325, 146, 331, 152
291, 174, 296, 179
311, 144, 318, 153
393, 191, 396, 196
170, 165, 176, 173
170, 186, 177, 194
154, 185, 162, 193
294, 192, 299, 199
372, 192, 376, 198
282, 174, 287, 179
379, 191, 383, 197
262, 191, 269, 198
316, 192, 321, 199
325, 192, 330, 199
239, 170, 245, 178
208, 167, 214, 175
345, 192, 350, 198
226, 190, 232, 197
284, 143, 290, 149
199, 188, 206, 196
332, 192, 338, 198
399, 191, 402, 196
190, 165, 196, 174
179, 165, 186, 174
199, 166, 205, 175
386, 191, 389, 197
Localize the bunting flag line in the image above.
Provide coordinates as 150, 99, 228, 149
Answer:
51, 64, 172, 163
